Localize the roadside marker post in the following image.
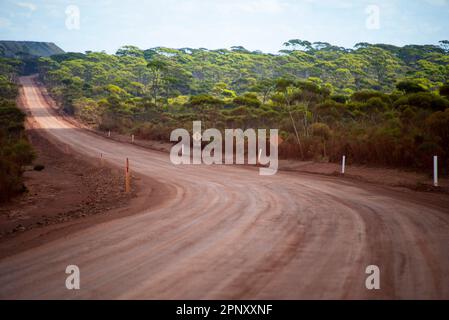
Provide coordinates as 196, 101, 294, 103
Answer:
125, 158, 131, 193
131, 134, 135, 144
434, 156, 438, 187
108, 130, 111, 138
341, 155, 346, 174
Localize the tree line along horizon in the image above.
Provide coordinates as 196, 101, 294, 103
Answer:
1, 39, 449, 199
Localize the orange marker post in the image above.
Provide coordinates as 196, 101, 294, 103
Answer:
125, 158, 131, 193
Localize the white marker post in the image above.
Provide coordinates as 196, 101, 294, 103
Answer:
341, 155, 346, 174
434, 155, 438, 187
131, 134, 135, 144
108, 130, 111, 138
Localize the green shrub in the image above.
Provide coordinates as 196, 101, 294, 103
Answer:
0, 74, 36, 202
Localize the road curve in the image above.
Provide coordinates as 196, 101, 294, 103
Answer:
1, 75, 448, 299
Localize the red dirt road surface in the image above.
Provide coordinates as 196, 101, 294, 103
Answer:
1, 75, 449, 299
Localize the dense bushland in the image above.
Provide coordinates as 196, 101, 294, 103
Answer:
0, 58, 35, 202
35, 40, 449, 172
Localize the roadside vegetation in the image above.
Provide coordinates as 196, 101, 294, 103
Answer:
30, 40, 449, 173
0, 58, 35, 202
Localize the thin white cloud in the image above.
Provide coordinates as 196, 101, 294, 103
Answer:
169, 0, 285, 18
230, 0, 284, 13
424, 0, 448, 6
218, 0, 285, 14
16, 2, 37, 12
0, 17, 11, 28
302, 0, 355, 9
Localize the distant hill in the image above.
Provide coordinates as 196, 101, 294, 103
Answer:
0, 41, 64, 58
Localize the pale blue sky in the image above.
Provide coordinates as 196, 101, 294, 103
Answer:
0, 0, 448, 53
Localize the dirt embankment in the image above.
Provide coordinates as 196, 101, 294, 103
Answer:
0, 129, 140, 258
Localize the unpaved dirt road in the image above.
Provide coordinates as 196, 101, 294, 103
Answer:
1, 75, 449, 299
